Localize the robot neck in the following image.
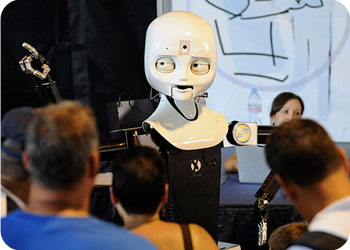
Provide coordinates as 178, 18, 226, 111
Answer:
166, 95, 198, 121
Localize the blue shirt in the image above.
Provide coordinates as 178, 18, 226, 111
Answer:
1, 210, 157, 250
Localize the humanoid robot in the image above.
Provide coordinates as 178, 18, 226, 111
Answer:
143, 11, 228, 240
143, 11, 228, 150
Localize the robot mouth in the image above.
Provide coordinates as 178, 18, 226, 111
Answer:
171, 85, 194, 100
174, 85, 193, 90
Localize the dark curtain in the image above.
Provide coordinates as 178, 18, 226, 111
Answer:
1, 0, 156, 142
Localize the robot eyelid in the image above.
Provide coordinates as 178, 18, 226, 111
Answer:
191, 56, 212, 63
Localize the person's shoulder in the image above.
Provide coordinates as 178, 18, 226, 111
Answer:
1, 210, 38, 249
188, 223, 218, 250
188, 223, 209, 234
86, 217, 157, 249
1, 209, 25, 224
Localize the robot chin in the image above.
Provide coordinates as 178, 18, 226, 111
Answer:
171, 86, 193, 101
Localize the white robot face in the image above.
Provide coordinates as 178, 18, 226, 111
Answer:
144, 11, 217, 101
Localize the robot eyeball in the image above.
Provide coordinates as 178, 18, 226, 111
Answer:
155, 58, 175, 73
191, 59, 210, 75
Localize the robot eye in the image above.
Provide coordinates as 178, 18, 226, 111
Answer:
190, 59, 210, 75
155, 58, 175, 73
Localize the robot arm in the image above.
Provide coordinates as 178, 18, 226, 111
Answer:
18, 42, 62, 103
226, 121, 279, 246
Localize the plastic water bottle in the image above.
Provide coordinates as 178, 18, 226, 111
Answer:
248, 88, 262, 124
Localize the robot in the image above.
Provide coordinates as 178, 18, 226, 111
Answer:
143, 11, 228, 150
143, 11, 228, 240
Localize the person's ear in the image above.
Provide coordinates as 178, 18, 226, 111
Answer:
275, 174, 297, 202
22, 150, 31, 173
270, 115, 275, 126
337, 147, 349, 175
109, 185, 118, 205
88, 151, 100, 178
162, 184, 169, 205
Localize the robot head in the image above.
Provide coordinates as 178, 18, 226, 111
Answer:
145, 11, 217, 101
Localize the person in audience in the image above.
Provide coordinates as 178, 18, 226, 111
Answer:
265, 119, 350, 249
268, 221, 308, 250
1, 107, 35, 216
1, 101, 157, 250
269, 92, 304, 126
224, 92, 304, 172
110, 146, 218, 250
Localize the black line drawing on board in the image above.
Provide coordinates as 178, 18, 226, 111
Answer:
208, 0, 324, 85
214, 20, 289, 62
205, 0, 324, 20
202, 0, 348, 120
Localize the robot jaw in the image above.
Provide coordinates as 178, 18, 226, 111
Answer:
171, 85, 194, 101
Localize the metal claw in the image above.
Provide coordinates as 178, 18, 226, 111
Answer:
19, 43, 51, 80
22, 42, 39, 58
32, 64, 50, 80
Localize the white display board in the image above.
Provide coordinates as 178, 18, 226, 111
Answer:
171, 0, 350, 142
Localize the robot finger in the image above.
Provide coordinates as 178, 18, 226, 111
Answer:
23, 56, 35, 74
33, 70, 46, 80
22, 42, 39, 58
32, 64, 50, 80
19, 56, 28, 72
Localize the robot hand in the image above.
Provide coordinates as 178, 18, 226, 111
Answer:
19, 42, 50, 80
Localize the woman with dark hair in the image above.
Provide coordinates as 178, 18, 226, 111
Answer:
270, 92, 304, 126
224, 92, 304, 172
110, 146, 218, 250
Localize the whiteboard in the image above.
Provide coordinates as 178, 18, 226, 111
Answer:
171, 0, 350, 142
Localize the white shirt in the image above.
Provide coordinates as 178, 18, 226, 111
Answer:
288, 196, 350, 250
